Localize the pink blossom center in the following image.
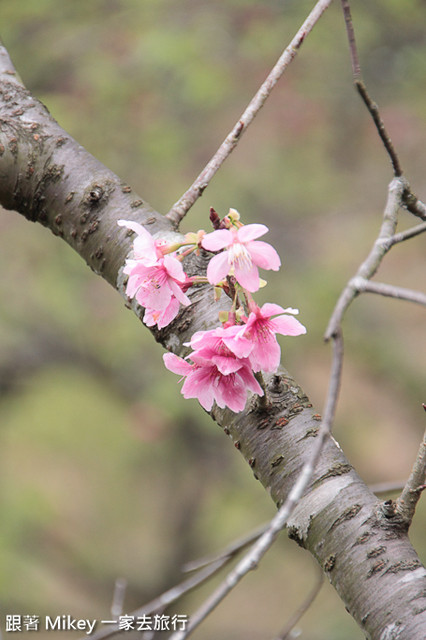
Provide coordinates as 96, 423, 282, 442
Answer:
228, 241, 252, 272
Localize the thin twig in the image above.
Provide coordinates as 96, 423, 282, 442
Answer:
354, 278, 426, 307
340, 0, 361, 79
402, 190, 426, 221
272, 563, 324, 640
325, 177, 406, 340
388, 221, 426, 246
369, 481, 405, 495
170, 332, 344, 640
182, 522, 268, 573
395, 418, 426, 526
166, 0, 335, 226
340, 1, 403, 177
355, 80, 403, 177
111, 578, 127, 618
87, 558, 229, 640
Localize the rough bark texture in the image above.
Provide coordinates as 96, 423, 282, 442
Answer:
1, 45, 425, 639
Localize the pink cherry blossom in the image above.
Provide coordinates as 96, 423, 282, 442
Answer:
201, 224, 280, 292
163, 331, 264, 412
117, 219, 192, 329
239, 303, 306, 372
188, 324, 253, 366
124, 255, 190, 309
118, 219, 169, 263
143, 297, 180, 330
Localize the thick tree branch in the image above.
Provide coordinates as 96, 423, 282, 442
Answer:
1, 41, 426, 640
169, 332, 344, 640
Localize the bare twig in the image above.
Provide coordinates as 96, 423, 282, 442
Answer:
369, 481, 405, 495
166, 0, 335, 226
182, 522, 268, 573
395, 413, 426, 526
402, 190, 426, 221
272, 563, 324, 640
111, 578, 127, 618
355, 80, 403, 178
170, 332, 344, 640
387, 221, 426, 246
340, 0, 360, 79
325, 177, 406, 340
354, 278, 426, 307
340, 1, 402, 177
87, 558, 229, 640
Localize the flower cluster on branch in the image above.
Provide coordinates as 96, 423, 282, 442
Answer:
118, 209, 306, 412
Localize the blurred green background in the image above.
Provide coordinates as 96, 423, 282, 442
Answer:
0, 1, 425, 638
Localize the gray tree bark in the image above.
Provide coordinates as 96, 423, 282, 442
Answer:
0, 43, 425, 639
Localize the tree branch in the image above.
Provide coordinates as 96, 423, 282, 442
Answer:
325, 177, 406, 340
166, 0, 335, 226
170, 333, 343, 640
354, 278, 426, 307
2, 37, 426, 640
396, 423, 426, 527
340, 1, 402, 177
340, 2, 426, 222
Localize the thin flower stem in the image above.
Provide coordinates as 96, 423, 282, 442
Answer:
166, 0, 335, 227
169, 332, 344, 640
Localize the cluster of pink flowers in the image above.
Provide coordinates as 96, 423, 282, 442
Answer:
118, 209, 306, 413
117, 220, 192, 329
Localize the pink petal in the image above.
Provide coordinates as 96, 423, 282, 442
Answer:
168, 279, 191, 306
217, 376, 247, 412
126, 273, 145, 298
233, 262, 260, 292
222, 333, 253, 359
270, 315, 307, 336
237, 224, 268, 243
247, 241, 281, 271
136, 276, 172, 309
156, 297, 181, 328
163, 254, 187, 282
133, 236, 158, 262
259, 303, 288, 318
202, 229, 233, 251
117, 219, 147, 236
182, 367, 215, 410
250, 337, 281, 372
163, 353, 192, 376
206, 250, 231, 285
238, 365, 264, 395
211, 354, 244, 376
118, 220, 158, 262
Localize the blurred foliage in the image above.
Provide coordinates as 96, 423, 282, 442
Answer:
0, 1, 425, 638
